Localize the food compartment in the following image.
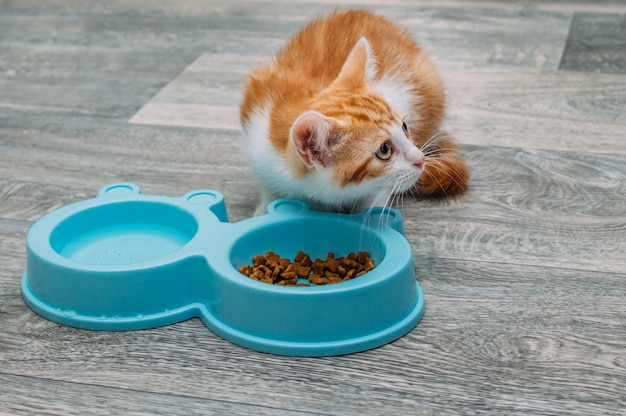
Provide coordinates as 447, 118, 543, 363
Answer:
198, 206, 422, 356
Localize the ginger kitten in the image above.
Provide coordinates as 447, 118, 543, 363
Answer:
240, 10, 469, 215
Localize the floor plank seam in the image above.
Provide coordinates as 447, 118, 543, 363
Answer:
416, 256, 626, 276
557, 12, 576, 71
0, 372, 327, 415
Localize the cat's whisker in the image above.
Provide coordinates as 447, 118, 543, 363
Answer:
377, 183, 400, 231
361, 176, 399, 231
422, 159, 468, 191
422, 147, 460, 158
425, 158, 467, 178
421, 145, 463, 159
425, 163, 468, 196
418, 131, 450, 154
417, 170, 449, 196
420, 132, 447, 148
367, 171, 414, 232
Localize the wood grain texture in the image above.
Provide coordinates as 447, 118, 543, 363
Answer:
1, 1, 625, 415
560, 12, 626, 74
404, 145, 626, 273
443, 69, 626, 153
129, 54, 268, 129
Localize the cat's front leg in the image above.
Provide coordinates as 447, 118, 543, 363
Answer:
254, 187, 276, 216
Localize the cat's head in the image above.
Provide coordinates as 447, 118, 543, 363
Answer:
289, 38, 425, 200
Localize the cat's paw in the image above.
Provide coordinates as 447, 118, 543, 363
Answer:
253, 204, 268, 216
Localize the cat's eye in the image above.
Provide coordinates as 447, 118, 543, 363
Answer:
402, 120, 409, 137
375, 142, 393, 161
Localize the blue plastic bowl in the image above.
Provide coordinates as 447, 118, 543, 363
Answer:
22, 183, 424, 356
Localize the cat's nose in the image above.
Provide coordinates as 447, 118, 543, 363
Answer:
413, 152, 425, 169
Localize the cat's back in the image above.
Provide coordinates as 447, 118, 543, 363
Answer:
277, 10, 421, 85
240, 10, 427, 129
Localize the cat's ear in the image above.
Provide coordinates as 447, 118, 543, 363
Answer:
333, 37, 377, 89
291, 111, 341, 169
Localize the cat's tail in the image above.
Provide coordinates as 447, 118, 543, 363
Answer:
414, 132, 469, 197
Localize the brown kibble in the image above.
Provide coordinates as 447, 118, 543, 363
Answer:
280, 271, 297, 279
309, 274, 328, 285
265, 251, 280, 263
296, 265, 311, 278
271, 266, 284, 280
341, 257, 359, 269
251, 269, 262, 280
357, 251, 368, 264
327, 274, 343, 283
257, 264, 271, 278
239, 250, 375, 286
300, 254, 312, 267
325, 258, 339, 273
325, 271, 340, 280
311, 261, 325, 275
337, 264, 347, 277
239, 264, 253, 276
252, 255, 265, 267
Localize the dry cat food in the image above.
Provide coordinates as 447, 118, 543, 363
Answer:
239, 250, 376, 286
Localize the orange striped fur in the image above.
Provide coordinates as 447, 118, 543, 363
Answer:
240, 10, 468, 213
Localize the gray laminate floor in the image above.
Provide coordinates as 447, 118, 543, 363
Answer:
1, 1, 625, 415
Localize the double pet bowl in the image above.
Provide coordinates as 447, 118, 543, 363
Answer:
21, 183, 425, 356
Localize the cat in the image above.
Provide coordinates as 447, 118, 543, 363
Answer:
240, 9, 469, 215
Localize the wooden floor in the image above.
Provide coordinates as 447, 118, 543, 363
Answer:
1, 1, 625, 414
